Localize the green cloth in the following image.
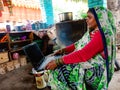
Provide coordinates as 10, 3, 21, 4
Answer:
47, 7, 116, 90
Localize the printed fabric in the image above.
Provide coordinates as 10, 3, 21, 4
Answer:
47, 7, 116, 90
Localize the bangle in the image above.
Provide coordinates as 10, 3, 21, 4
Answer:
55, 58, 64, 66
59, 58, 64, 65
60, 49, 65, 54
55, 59, 59, 66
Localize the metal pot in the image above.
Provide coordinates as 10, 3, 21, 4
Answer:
55, 19, 87, 46
58, 12, 73, 22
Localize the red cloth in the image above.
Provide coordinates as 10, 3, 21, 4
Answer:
64, 44, 75, 53
63, 30, 104, 64
0, 11, 2, 17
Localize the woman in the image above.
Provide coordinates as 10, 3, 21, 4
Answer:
45, 7, 116, 90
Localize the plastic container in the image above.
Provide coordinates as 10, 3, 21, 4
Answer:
32, 69, 47, 89
88, 0, 107, 8
6, 25, 11, 32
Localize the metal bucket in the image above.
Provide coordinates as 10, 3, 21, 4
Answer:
59, 12, 73, 22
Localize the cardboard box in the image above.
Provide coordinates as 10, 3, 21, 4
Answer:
0, 63, 6, 75
20, 56, 27, 66
6, 61, 14, 71
0, 52, 9, 64
13, 60, 20, 69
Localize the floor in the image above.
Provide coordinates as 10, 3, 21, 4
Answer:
0, 50, 120, 90
0, 63, 37, 90
108, 50, 120, 90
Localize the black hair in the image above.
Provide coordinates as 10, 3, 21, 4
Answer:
87, 8, 94, 14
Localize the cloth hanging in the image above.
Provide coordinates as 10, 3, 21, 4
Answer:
0, 0, 4, 11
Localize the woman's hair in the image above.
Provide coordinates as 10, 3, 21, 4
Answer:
87, 8, 94, 14
87, 8, 99, 31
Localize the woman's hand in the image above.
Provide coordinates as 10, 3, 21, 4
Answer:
45, 58, 64, 70
45, 60, 57, 70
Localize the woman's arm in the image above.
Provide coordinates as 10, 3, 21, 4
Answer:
54, 43, 75, 55
62, 31, 104, 64
64, 44, 75, 54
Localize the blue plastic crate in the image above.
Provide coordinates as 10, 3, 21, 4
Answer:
88, 0, 107, 8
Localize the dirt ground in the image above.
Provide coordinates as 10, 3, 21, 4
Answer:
0, 63, 51, 90
0, 50, 120, 90
108, 50, 120, 90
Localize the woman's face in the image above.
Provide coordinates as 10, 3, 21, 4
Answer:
86, 12, 98, 30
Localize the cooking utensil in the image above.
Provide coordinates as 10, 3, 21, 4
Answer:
59, 12, 73, 22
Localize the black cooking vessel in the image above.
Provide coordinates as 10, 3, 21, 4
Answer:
55, 19, 87, 46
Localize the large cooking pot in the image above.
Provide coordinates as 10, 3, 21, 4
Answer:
55, 19, 87, 46
59, 12, 73, 22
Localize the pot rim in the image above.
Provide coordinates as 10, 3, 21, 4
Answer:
58, 12, 73, 15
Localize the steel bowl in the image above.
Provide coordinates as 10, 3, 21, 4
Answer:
58, 12, 73, 22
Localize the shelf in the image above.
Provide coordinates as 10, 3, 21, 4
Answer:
0, 50, 9, 53
9, 31, 32, 34
10, 48, 23, 53
10, 39, 31, 44
0, 31, 34, 63
0, 41, 8, 44
0, 32, 7, 34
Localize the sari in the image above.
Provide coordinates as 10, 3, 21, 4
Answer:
47, 7, 116, 90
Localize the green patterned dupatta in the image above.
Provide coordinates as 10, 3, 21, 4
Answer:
47, 7, 116, 90
92, 7, 116, 83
